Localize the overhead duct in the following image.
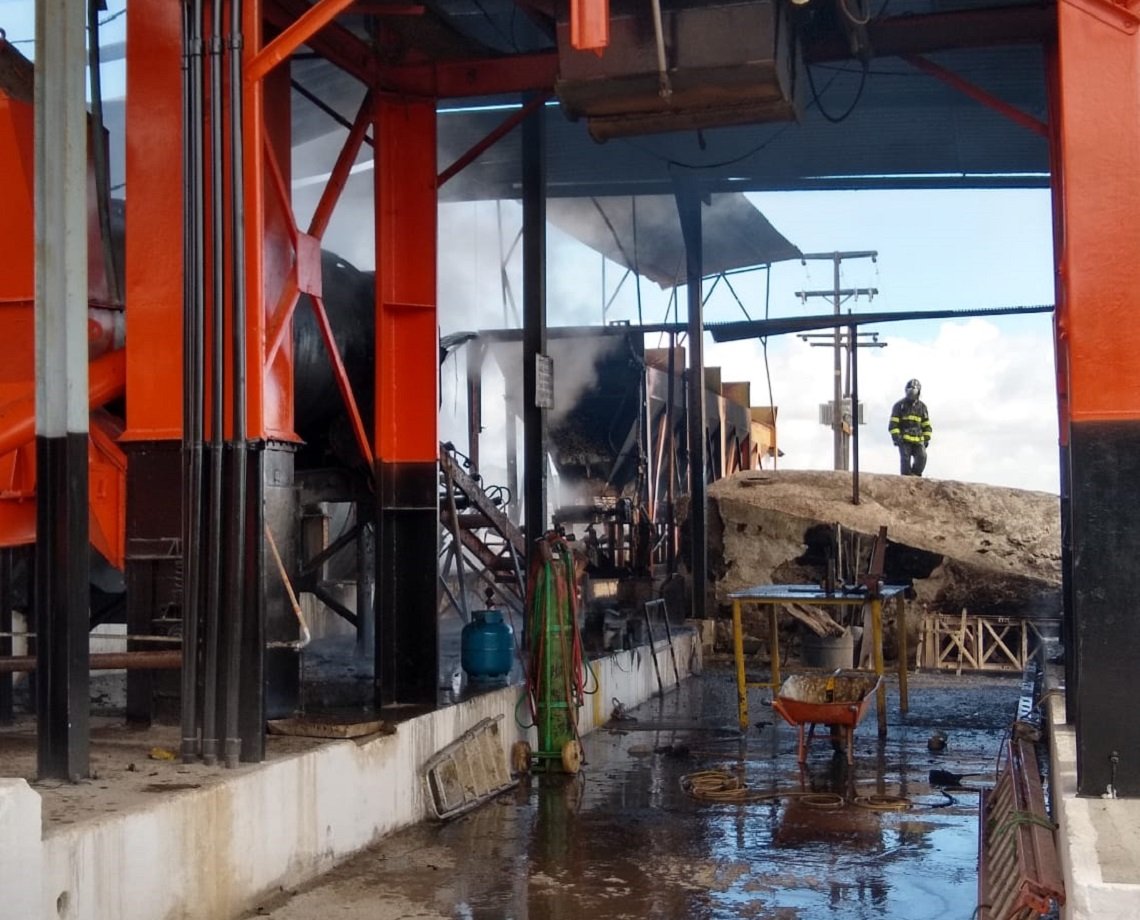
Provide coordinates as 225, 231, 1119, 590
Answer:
555, 0, 803, 141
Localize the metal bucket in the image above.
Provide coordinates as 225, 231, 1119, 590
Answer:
800, 631, 855, 669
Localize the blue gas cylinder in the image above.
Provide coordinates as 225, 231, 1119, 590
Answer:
461, 609, 514, 683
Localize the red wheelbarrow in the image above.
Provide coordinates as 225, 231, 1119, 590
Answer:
771, 671, 882, 765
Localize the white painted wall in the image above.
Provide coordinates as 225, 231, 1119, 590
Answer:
0, 780, 42, 920
1045, 666, 1140, 920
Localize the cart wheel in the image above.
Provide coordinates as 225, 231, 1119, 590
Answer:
561, 740, 583, 774
511, 740, 532, 776
829, 724, 844, 753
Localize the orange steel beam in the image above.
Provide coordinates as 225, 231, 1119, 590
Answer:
265, 0, 377, 85
264, 275, 301, 370
374, 95, 437, 462
0, 350, 126, 459
307, 89, 374, 240
1055, 0, 1140, 420
123, 0, 184, 441
247, 0, 357, 83
1055, 0, 1140, 796
438, 92, 550, 188
244, 0, 300, 442
311, 294, 374, 467
902, 54, 1049, 138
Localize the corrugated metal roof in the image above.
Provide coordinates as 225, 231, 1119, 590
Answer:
546, 194, 801, 287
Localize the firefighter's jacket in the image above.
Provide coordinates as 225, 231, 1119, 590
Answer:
888, 397, 932, 445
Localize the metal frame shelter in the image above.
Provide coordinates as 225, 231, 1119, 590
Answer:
2, 0, 1139, 798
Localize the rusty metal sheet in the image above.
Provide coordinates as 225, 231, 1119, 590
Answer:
546, 193, 800, 288
978, 738, 1065, 919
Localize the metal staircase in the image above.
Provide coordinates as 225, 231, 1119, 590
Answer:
439, 444, 526, 615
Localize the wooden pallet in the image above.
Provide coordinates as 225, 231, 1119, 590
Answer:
919, 612, 1056, 673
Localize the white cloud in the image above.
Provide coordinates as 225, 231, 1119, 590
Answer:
719, 317, 1059, 493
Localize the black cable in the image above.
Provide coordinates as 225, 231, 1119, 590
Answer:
618, 67, 845, 173
806, 60, 870, 124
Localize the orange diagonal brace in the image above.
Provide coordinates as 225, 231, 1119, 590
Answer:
264, 273, 301, 370
248, 0, 355, 83
263, 134, 299, 245
0, 349, 126, 459
308, 90, 374, 241
571, 0, 610, 53
903, 54, 1048, 138
309, 293, 374, 467
246, 0, 358, 83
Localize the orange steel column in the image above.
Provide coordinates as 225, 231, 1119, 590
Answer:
373, 95, 439, 705
1055, 0, 1140, 797
118, 0, 189, 726
123, 0, 183, 442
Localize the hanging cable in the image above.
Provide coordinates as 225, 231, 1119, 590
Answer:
806, 60, 870, 124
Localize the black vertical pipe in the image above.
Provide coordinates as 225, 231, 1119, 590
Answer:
224, 0, 249, 768
666, 332, 676, 575
34, 0, 90, 783
201, 0, 226, 766
1070, 421, 1140, 796
672, 174, 707, 620
1060, 445, 1075, 720
521, 94, 547, 557
180, 0, 205, 762
0, 549, 12, 724
355, 520, 374, 658
466, 342, 484, 473
36, 435, 90, 780
850, 321, 860, 505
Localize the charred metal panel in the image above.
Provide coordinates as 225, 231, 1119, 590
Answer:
555, 0, 801, 140
123, 441, 183, 724
375, 460, 439, 706
1070, 420, 1140, 797
258, 445, 301, 738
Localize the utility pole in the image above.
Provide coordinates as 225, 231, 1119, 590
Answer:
799, 327, 887, 472
797, 251, 878, 470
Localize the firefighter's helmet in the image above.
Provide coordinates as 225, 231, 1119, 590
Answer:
905, 379, 921, 398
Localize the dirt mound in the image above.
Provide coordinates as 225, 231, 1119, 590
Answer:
706, 469, 1061, 619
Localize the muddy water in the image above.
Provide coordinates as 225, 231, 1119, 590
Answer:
246, 668, 1020, 920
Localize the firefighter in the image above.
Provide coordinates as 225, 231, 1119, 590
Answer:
888, 378, 932, 476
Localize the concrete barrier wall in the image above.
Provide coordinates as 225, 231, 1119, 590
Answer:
1, 779, 42, 920
29, 631, 698, 920
1045, 665, 1140, 920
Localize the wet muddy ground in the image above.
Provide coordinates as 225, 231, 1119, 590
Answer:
244, 665, 1024, 920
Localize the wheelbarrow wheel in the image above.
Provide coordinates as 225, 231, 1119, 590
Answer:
829, 724, 844, 754
561, 740, 583, 774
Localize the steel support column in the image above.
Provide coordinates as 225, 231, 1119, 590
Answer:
373, 95, 438, 706
673, 175, 707, 620
522, 95, 548, 556
1054, 0, 1140, 796
33, 0, 89, 781
123, 0, 186, 729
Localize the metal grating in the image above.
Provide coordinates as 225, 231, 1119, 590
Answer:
423, 715, 517, 821
978, 738, 1065, 920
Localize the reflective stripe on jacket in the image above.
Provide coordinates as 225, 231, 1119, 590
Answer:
888, 397, 932, 444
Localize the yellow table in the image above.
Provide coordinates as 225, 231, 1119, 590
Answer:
727, 583, 910, 736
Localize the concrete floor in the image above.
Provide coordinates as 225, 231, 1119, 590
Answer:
242, 666, 1022, 920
